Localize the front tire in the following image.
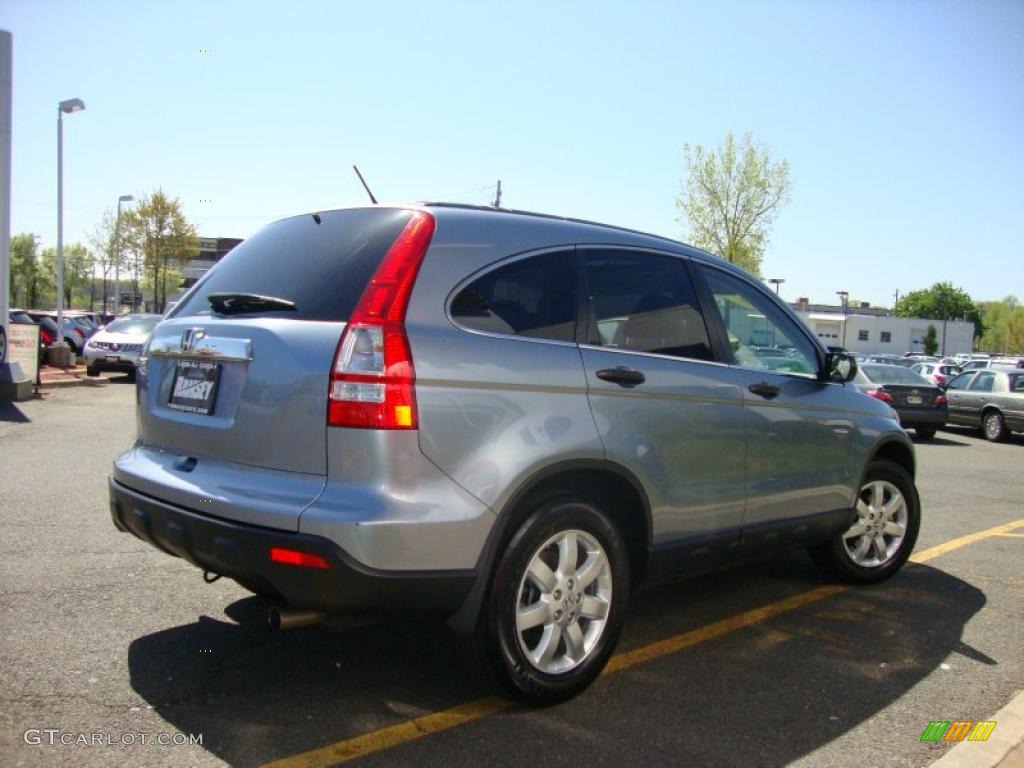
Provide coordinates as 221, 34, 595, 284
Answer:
476, 497, 629, 703
915, 428, 936, 440
809, 460, 920, 584
982, 410, 1007, 442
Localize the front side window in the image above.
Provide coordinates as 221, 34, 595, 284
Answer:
582, 250, 712, 361
700, 266, 819, 378
450, 250, 576, 342
969, 371, 996, 392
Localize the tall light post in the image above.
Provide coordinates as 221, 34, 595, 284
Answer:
836, 290, 849, 348
112, 195, 133, 314
768, 278, 785, 295
56, 97, 85, 352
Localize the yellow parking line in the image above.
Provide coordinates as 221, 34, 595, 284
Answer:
910, 518, 1024, 563
261, 517, 1024, 768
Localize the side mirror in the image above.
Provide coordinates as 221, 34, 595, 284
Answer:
824, 351, 857, 383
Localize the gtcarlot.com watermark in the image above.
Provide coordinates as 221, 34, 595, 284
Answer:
24, 729, 202, 747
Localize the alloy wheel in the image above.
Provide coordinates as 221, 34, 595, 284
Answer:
515, 529, 613, 675
842, 480, 908, 568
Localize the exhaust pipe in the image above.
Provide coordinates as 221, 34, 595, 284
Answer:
268, 606, 326, 631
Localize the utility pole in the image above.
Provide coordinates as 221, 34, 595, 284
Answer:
893, 289, 899, 309
492, 180, 502, 208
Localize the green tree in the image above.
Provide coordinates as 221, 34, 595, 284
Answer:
88, 208, 129, 311
923, 325, 938, 356
977, 296, 1024, 354
9, 233, 51, 308
122, 190, 198, 312
676, 132, 791, 276
41, 243, 93, 308
894, 282, 984, 340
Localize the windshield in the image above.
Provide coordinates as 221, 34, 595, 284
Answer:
106, 316, 161, 335
862, 364, 932, 386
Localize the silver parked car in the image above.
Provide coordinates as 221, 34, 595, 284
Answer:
110, 204, 920, 702
84, 314, 162, 377
943, 368, 1024, 441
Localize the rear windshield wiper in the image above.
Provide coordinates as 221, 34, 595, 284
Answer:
207, 292, 297, 315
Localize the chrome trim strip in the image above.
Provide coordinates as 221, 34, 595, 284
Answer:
148, 334, 252, 362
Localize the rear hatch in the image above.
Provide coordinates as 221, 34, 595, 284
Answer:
120, 207, 416, 528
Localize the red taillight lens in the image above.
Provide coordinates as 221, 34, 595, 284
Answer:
934, 373, 946, 383
73, 328, 85, 339
269, 547, 331, 570
934, 394, 947, 406
867, 388, 894, 403
41, 328, 54, 345
328, 210, 436, 429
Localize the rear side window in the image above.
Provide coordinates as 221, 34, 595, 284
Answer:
583, 249, 713, 361
450, 250, 576, 341
969, 372, 996, 392
173, 208, 414, 322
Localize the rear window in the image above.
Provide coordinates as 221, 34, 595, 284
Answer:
106, 316, 161, 335
173, 208, 413, 322
861, 364, 931, 386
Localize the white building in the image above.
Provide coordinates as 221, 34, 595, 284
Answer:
791, 302, 975, 356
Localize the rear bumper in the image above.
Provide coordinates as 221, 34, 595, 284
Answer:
895, 407, 947, 429
109, 476, 474, 617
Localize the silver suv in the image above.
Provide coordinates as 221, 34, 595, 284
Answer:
110, 204, 920, 702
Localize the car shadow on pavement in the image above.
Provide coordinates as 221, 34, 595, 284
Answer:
0, 401, 30, 423
128, 557, 987, 768
917, 434, 970, 447
941, 425, 1024, 446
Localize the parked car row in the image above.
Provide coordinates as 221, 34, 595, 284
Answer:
852, 361, 1024, 443
7, 309, 160, 376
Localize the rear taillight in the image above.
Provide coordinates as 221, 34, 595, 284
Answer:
73, 327, 85, 339
935, 394, 947, 406
40, 328, 54, 345
934, 373, 946, 383
867, 388, 894, 404
328, 210, 436, 429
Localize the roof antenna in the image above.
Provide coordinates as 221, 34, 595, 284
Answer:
352, 164, 378, 204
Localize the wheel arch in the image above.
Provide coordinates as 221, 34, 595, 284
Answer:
870, 436, 916, 479
446, 459, 652, 635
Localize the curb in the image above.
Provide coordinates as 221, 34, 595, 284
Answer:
929, 689, 1024, 768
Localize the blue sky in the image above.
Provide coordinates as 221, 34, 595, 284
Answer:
5, 0, 1023, 307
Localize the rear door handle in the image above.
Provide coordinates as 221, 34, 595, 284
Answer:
596, 367, 646, 386
748, 382, 780, 399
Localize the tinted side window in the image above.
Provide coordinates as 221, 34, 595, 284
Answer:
969, 371, 996, 392
582, 250, 713, 361
450, 250, 576, 342
700, 266, 819, 378
945, 372, 973, 391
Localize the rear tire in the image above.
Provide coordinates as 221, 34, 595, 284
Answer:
982, 410, 1007, 442
809, 460, 920, 584
469, 496, 629, 703
915, 428, 936, 440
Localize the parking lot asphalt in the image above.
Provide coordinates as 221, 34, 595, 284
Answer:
1, 383, 1022, 768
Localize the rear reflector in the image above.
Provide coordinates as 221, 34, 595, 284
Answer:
328, 210, 436, 429
269, 547, 331, 570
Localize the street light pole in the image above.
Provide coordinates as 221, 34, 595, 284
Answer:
836, 290, 849, 348
768, 278, 785, 295
112, 194, 133, 314
56, 98, 85, 353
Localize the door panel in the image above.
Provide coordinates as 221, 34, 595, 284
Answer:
579, 248, 747, 555
697, 265, 862, 527
581, 348, 747, 541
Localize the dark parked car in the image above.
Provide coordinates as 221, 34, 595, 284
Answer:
854, 363, 947, 440
110, 203, 920, 702
944, 369, 1024, 441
